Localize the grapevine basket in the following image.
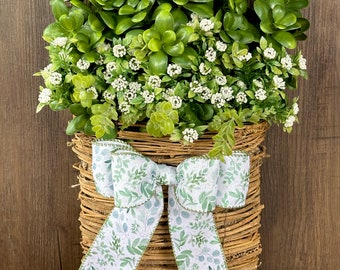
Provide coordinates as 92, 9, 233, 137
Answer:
70, 121, 269, 270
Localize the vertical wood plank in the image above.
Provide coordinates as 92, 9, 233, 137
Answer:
261, 0, 340, 269
0, 1, 82, 269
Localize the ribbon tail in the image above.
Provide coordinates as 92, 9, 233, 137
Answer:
168, 186, 228, 270
79, 187, 164, 270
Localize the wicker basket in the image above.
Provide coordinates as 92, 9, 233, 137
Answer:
71, 122, 269, 270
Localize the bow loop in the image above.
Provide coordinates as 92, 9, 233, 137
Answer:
92, 140, 133, 197
175, 157, 220, 212
111, 151, 158, 208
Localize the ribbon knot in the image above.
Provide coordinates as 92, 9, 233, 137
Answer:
80, 140, 250, 270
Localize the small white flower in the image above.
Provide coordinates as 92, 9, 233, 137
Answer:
215, 76, 227, 86
49, 72, 63, 85
216, 41, 227, 52
238, 52, 252, 62
148, 75, 162, 89
129, 58, 141, 71
43, 64, 53, 73
119, 101, 130, 113
168, 96, 182, 109
190, 81, 203, 94
124, 89, 137, 102
103, 91, 115, 102
205, 47, 217, 62
236, 92, 248, 104
199, 18, 214, 32
273, 75, 286, 90
167, 63, 182, 77
106, 62, 117, 72
292, 103, 299, 115
182, 128, 199, 143
111, 75, 128, 91
142, 90, 155, 104
199, 63, 211, 75
237, 80, 246, 89
129, 82, 142, 92
220, 86, 234, 101
95, 55, 105, 65
86, 86, 98, 99
51, 37, 67, 47
38, 88, 52, 103
211, 93, 225, 108
200, 86, 212, 100
253, 79, 263, 88
284, 115, 295, 128
255, 89, 267, 101
162, 88, 175, 99
103, 71, 113, 82
77, 59, 90, 71
298, 55, 307, 70
263, 47, 277, 59
112, 44, 126, 58
281, 55, 293, 70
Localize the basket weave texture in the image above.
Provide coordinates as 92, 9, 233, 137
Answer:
71, 122, 269, 270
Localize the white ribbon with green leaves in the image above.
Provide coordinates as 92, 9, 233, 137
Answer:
79, 140, 250, 270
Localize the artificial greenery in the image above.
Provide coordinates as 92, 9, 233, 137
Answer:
36, 0, 309, 157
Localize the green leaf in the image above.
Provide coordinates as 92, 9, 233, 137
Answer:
99, 10, 116, 29
51, 0, 69, 20
162, 30, 177, 45
148, 51, 168, 75
69, 103, 87, 116
59, 14, 76, 31
88, 13, 105, 32
119, 5, 136, 15
155, 11, 174, 33
132, 11, 147, 23
273, 31, 296, 49
148, 38, 162, 52
183, 3, 214, 18
164, 41, 185, 56
115, 17, 135, 35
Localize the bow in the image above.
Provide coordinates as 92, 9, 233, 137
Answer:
79, 140, 250, 270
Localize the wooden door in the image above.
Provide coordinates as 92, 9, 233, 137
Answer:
0, 0, 339, 269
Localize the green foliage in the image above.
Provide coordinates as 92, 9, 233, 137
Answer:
36, 0, 309, 158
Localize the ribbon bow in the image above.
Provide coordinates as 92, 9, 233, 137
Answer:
79, 140, 250, 270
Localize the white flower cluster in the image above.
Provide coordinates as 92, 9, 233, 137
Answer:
199, 63, 211, 75
238, 52, 252, 62
182, 128, 199, 143
148, 76, 162, 88
263, 47, 277, 59
52, 37, 67, 47
49, 72, 62, 85
281, 55, 292, 70
236, 92, 247, 104
199, 19, 214, 32
112, 44, 126, 58
216, 41, 227, 52
38, 88, 52, 103
77, 59, 90, 71
142, 90, 155, 104
205, 47, 216, 62
167, 63, 182, 77
273, 75, 286, 90
112, 75, 128, 91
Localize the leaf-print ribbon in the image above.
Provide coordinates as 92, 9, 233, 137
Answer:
79, 139, 250, 270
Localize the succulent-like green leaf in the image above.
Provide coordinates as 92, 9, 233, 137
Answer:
273, 30, 296, 49
51, 0, 69, 20
148, 51, 168, 74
